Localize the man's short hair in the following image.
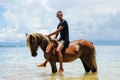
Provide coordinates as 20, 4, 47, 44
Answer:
56, 11, 63, 16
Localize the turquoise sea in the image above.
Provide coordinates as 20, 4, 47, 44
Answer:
0, 45, 120, 80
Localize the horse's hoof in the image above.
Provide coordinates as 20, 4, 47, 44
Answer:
37, 64, 46, 67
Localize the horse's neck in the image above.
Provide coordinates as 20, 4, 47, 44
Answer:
39, 36, 48, 53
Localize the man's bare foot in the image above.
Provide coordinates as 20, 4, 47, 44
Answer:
37, 61, 48, 67
37, 63, 46, 67
57, 69, 64, 75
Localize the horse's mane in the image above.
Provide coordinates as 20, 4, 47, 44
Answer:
27, 33, 50, 52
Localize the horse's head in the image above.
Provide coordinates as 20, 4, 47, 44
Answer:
25, 33, 39, 57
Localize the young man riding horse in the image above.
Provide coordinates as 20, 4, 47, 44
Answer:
26, 11, 97, 74
39, 11, 70, 74
48, 11, 69, 74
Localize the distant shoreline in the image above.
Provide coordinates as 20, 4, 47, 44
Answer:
0, 44, 120, 48
0, 45, 26, 47
0, 40, 120, 47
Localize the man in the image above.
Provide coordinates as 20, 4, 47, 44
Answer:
39, 11, 70, 74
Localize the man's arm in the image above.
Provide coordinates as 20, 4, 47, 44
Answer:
54, 33, 59, 39
47, 26, 63, 37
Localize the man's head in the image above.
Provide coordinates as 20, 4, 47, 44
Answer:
56, 11, 63, 21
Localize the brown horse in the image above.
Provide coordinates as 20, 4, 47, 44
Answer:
26, 33, 97, 73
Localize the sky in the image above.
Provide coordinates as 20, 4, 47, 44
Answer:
0, 0, 120, 43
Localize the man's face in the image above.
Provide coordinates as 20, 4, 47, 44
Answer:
57, 13, 63, 21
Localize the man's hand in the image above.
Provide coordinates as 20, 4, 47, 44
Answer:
54, 38, 59, 44
45, 26, 63, 38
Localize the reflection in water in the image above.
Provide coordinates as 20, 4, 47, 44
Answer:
44, 73, 98, 80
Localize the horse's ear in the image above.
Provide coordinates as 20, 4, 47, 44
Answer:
30, 35, 32, 39
25, 33, 29, 37
30, 35, 34, 40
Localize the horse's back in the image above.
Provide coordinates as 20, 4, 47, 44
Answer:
64, 39, 94, 54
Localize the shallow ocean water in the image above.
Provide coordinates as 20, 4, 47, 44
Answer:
0, 45, 120, 80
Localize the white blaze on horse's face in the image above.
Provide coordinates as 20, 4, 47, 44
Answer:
25, 33, 38, 57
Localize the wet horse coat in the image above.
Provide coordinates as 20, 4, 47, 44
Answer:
26, 33, 97, 73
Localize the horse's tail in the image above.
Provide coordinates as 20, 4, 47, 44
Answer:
91, 45, 97, 72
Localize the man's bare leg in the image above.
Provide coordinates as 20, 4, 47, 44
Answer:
56, 43, 64, 75
38, 60, 48, 67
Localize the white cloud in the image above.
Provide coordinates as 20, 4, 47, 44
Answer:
0, 27, 24, 42
0, 0, 55, 42
0, 0, 120, 42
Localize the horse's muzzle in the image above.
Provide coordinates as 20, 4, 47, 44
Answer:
31, 53, 37, 57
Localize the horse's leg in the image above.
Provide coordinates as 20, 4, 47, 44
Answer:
38, 60, 48, 67
80, 57, 90, 72
50, 61, 57, 73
